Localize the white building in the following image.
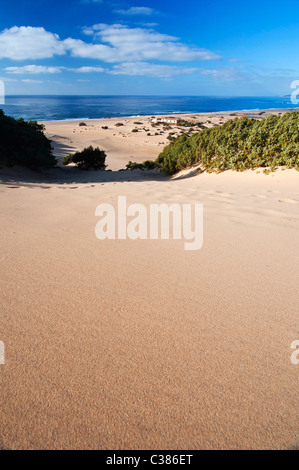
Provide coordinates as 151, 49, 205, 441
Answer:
151, 116, 179, 124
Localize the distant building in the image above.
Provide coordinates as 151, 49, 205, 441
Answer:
151, 116, 179, 124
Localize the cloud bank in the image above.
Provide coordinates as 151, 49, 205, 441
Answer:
0, 26, 65, 60
0, 25, 224, 79
0, 25, 220, 63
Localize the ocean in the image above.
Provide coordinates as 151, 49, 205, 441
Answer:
1, 95, 297, 122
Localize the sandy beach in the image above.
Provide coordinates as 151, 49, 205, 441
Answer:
42, 108, 295, 170
0, 110, 298, 450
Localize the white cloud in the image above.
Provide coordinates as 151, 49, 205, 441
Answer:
4, 65, 105, 75
0, 24, 222, 81
64, 37, 116, 61
110, 62, 197, 78
0, 76, 17, 82
0, 26, 66, 60
21, 79, 43, 83
138, 23, 159, 28
0, 24, 220, 65
76, 24, 220, 62
115, 7, 155, 16
5, 65, 62, 74
200, 67, 244, 81
82, 28, 95, 36
73, 66, 105, 72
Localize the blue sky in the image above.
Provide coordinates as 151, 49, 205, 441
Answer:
0, 0, 299, 96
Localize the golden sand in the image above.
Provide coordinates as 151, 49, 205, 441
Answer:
0, 112, 298, 450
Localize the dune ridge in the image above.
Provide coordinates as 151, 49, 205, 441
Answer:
0, 110, 298, 450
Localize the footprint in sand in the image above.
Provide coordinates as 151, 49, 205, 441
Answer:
278, 198, 298, 204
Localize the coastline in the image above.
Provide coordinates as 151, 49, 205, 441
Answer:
39, 106, 299, 124
42, 107, 298, 171
2, 95, 298, 122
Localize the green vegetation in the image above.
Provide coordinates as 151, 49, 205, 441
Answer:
0, 109, 55, 169
167, 133, 176, 142
63, 146, 107, 170
126, 160, 158, 170
177, 119, 205, 129
156, 112, 299, 174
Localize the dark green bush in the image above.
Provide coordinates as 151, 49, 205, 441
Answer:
0, 109, 56, 169
126, 160, 158, 170
156, 112, 299, 174
63, 146, 107, 170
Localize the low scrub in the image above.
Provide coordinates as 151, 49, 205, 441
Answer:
63, 146, 107, 170
156, 112, 299, 174
126, 160, 158, 170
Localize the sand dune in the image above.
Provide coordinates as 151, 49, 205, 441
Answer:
0, 113, 298, 450
43, 109, 293, 170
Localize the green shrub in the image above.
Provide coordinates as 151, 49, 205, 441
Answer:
62, 154, 73, 166
63, 146, 107, 170
157, 112, 299, 174
126, 160, 157, 170
0, 109, 56, 169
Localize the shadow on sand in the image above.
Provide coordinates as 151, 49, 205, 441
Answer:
0, 165, 169, 189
